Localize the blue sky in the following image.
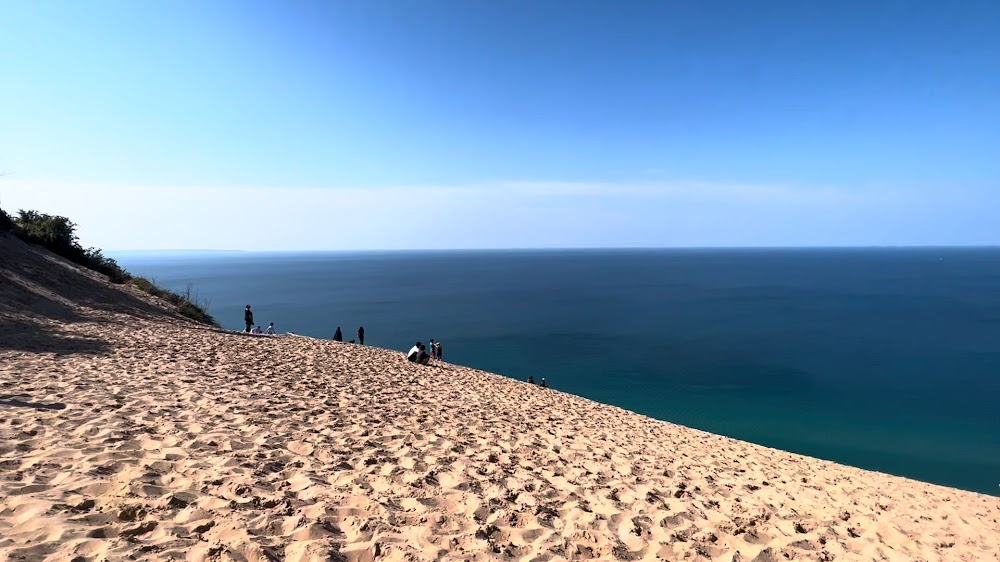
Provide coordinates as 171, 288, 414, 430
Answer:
1, 1, 997, 250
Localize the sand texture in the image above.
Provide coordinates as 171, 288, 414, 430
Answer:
1, 235, 998, 562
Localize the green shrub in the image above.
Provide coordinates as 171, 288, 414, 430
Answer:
176, 300, 216, 325
15, 210, 79, 253
129, 276, 157, 293
82, 246, 130, 284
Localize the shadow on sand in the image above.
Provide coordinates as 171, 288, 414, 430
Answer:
0, 393, 67, 411
0, 234, 181, 355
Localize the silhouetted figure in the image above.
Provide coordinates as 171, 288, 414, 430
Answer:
244, 305, 253, 333
435, 340, 443, 361
527, 375, 535, 384
540, 378, 548, 388
429, 339, 437, 359
333, 327, 343, 342
358, 326, 365, 345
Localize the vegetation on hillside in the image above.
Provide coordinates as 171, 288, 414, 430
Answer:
128, 277, 216, 326
0, 203, 14, 232
0, 202, 217, 326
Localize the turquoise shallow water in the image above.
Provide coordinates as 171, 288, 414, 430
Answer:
114, 248, 1000, 495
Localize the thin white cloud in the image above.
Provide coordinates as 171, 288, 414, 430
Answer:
0, 178, 989, 250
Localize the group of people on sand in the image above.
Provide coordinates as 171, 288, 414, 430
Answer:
526, 375, 548, 388
407, 340, 442, 365
244, 305, 276, 335
243, 306, 367, 344
332, 326, 365, 345
429, 338, 443, 360
242, 306, 539, 384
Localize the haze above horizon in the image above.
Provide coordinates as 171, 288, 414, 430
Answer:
110, 245, 999, 257
2, 1, 998, 251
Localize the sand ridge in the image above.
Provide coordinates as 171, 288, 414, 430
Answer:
1, 313, 998, 562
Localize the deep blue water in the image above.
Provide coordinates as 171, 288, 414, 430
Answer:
114, 249, 1000, 495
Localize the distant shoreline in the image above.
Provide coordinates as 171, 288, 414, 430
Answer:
108, 249, 247, 255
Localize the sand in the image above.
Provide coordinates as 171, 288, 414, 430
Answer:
1, 235, 998, 561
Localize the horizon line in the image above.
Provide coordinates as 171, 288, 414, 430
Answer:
107, 244, 1000, 254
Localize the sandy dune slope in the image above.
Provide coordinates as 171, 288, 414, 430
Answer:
1, 235, 997, 561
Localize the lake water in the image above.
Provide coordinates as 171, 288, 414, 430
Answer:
114, 248, 1000, 495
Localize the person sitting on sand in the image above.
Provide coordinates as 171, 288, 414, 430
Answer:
252, 325, 263, 334
244, 304, 254, 333
407, 342, 430, 365
266, 322, 275, 335
527, 375, 535, 384
333, 327, 343, 342
540, 378, 548, 388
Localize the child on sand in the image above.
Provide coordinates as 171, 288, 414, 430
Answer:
266, 322, 275, 335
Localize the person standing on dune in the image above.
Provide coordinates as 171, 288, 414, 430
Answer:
358, 326, 365, 345
244, 304, 253, 333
